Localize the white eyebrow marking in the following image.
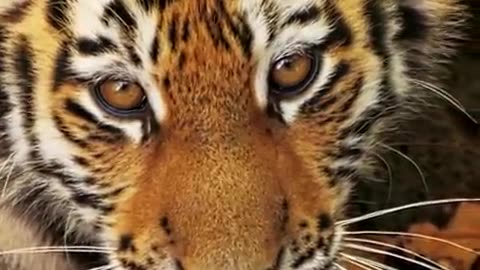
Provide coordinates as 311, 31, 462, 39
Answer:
240, 0, 334, 123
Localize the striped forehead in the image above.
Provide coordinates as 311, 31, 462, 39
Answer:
63, 0, 341, 123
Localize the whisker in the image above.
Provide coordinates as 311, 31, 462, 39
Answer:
344, 243, 443, 269
378, 143, 428, 195
88, 263, 120, 270
333, 262, 348, 270
0, 152, 16, 198
340, 230, 479, 255
340, 253, 383, 270
370, 152, 394, 203
343, 237, 449, 270
0, 246, 114, 256
337, 198, 480, 226
341, 253, 398, 270
410, 79, 478, 125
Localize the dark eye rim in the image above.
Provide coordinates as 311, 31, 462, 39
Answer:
268, 49, 322, 99
91, 79, 149, 118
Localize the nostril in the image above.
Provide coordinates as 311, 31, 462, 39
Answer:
269, 247, 286, 270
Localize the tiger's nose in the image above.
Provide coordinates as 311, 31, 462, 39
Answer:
163, 190, 287, 270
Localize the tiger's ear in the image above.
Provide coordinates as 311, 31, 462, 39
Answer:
394, 0, 468, 78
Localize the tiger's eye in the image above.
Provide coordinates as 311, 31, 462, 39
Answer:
269, 52, 320, 97
98, 80, 145, 111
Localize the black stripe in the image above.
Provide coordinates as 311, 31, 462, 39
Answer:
136, 0, 157, 12
291, 248, 315, 268
10, 179, 108, 269
181, 19, 190, 42
322, 0, 352, 49
72, 191, 103, 209
87, 133, 123, 144
65, 99, 126, 140
0, 0, 32, 23
73, 156, 90, 167
168, 15, 178, 51
216, 0, 253, 56
33, 161, 107, 212
0, 27, 11, 157
283, 5, 320, 26
104, 0, 137, 32
394, 5, 428, 41
125, 44, 142, 66
363, 0, 390, 61
159, 0, 175, 10
53, 114, 89, 148
300, 62, 350, 114
260, 0, 281, 43
323, 166, 359, 187
334, 145, 363, 161
150, 34, 160, 63
76, 36, 118, 55
234, 15, 253, 57
339, 79, 397, 140
301, 96, 338, 115
15, 36, 37, 133
46, 0, 72, 31
14, 35, 41, 162
177, 52, 186, 70
0, 27, 11, 120
35, 162, 73, 186
201, 1, 231, 50
65, 99, 99, 125
52, 42, 74, 91
97, 123, 125, 138
205, 11, 231, 50
336, 77, 364, 113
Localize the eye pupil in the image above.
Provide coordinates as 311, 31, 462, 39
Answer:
96, 79, 146, 115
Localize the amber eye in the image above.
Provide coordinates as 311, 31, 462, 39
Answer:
269, 51, 320, 97
95, 80, 147, 116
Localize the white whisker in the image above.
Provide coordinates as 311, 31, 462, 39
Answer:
340, 230, 479, 255
333, 262, 348, 270
341, 253, 398, 270
88, 263, 120, 270
344, 243, 442, 269
337, 198, 480, 226
378, 143, 428, 195
0, 152, 16, 198
343, 237, 449, 270
340, 253, 383, 270
410, 79, 478, 125
370, 152, 394, 203
0, 245, 114, 256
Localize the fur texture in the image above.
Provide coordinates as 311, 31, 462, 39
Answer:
0, 0, 467, 269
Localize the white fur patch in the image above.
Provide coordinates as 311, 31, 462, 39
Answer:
72, 0, 114, 38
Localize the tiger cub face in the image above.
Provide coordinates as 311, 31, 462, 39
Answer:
0, 0, 465, 269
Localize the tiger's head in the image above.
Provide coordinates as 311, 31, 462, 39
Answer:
0, 0, 466, 269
